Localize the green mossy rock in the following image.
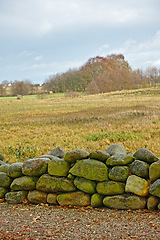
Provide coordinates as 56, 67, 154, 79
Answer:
48, 158, 70, 177
36, 174, 76, 193
96, 181, 125, 195
10, 176, 38, 191
125, 175, 149, 196
22, 158, 48, 176
103, 195, 146, 210
64, 149, 89, 163
27, 190, 47, 204
0, 172, 12, 188
133, 148, 159, 164
69, 159, 108, 181
74, 177, 96, 194
149, 179, 160, 197
158, 202, 160, 210
5, 191, 28, 204
89, 150, 110, 162
147, 196, 159, 210
0, 154, 5, 161
0, 187, 8, 198
48, 147, 65, 158
109, 166, 129, 182
130, 160, 149, 179
57, 191, 91, 206
47, 194, 57, 204
8, 163, 23, 178
106, 153, 134, 166
106, 144, 126, 156
91, 193, 103, 207
0, 164, 10, 173
149, 161, 160, 182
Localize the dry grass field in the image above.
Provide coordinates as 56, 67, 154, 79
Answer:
0, 88, 160, 163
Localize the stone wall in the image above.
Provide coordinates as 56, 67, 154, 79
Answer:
0, 145, 160, 210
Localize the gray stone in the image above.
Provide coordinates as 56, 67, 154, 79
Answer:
0, 172, 12, 188
74, 177, 96, 194
69, 159, 108, 181
125, 175, 149, 196
27, 190, 47, 204
0, 154, 5, 161
0, 164, 10, 173
8, 162, 23, 178
36, 174, 76, 193
0, 160, 5, 166
130, 160, 149, 179
40, 155, 56, 160
147, 196, 159, 210
149, 179, 160, 197
96, 181, 125, 195
0, 187, 8, 198
106, 144, 126, 156
103, 195, 147, 209
48, 158, 70, 177
109, 166, 129, 182
10, 176, 38, 191
106, 153, 134, 166
22, 158, 48, 176
89, 150, 110, 162
149, 160, 160, 182
91, 193, 103, 208
57, 191, 91, 206
133, 148, 159, 164
47, 194, 57, 205
64, 149, 89, 163
48, 147, 65, 158
5, 191, 28, 204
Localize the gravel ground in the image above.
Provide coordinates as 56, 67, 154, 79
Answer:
0, 202, 159, 240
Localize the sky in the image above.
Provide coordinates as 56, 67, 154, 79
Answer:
0, 0, 160, 84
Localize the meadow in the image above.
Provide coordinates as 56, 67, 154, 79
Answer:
0, 88, 160, 163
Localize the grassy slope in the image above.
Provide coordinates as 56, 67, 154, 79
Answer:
0, 88, 160, 163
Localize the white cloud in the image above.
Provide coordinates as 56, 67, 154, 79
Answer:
34, 55, 43, 61
18, 50, 34, 57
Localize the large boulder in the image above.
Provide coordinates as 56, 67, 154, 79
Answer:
7, 163, 23, 178
36, 174, 76, 193
133, 148, 159, 164
74, 177, 96, 194
10, 176, 38, 191
69, 159, 108, 181
22, 158, 48, 176
149, 161, 160, 182
109, 166, 129, 182
27, 190, 47, 204
106, 144, 126, 156
64, 149, 89, 163
103, 195, 147, 209
91, 193, 104, 208
48, 147, 65, 158
5, 191, 28, 204
0, 164, 10, 173
106, 153, 134, 166
89, 150, 110, 162
125, 175, 149, 196
0, 187, 8, 198
48, 158, 70, 177
130, 160, 149, 179
57, 191, 90, 206
96, 181, 125, 195
149, 179, 160, 197
0, 172, 12, 188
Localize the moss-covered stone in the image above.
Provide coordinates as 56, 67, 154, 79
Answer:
0, 172, 12, 188
133, 148, 159, 164
10, 176, 38, 191
74, 177, 96, 194
47, 194, 57, 205
0, 187, 8, 198
109, 166, 129, 182
0, 153, 5, 161
64, 149, 89, 163
125, 175, 149, 196
89, 150, 110, 162
106, 144, 126, 156
158, 202, 160, 210
149, 160, 160, 182
96, 181, 125, 195
67, 174, 75, 180
69, 159, 108, 181
5, 191, 28, 204
147, 196, 159, 210
103, 195, 146, 209
36, 174, 76, 193
91, 193, 103, 207
0, 160, 5, 166
48, 158, 70, 177
0, 164, 10, 173
57, 191, 91, 206
27, 190, 47, 204
106, 153, 134, 166
22, 158, 48, 176
149, 179, 160, 197
130, 160, 149, 179
48, 147, 65, 158
8, 162, 23, 178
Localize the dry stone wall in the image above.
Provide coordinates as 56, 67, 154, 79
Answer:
0, 145, 160, 210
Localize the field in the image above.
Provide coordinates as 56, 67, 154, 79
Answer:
0, 88, 160, 163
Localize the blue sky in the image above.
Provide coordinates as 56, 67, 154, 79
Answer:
0, 0, 160, 84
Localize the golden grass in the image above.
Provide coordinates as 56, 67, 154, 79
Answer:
0, 88, 160, 163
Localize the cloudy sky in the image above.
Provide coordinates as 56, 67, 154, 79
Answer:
0, 0, 160, 84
